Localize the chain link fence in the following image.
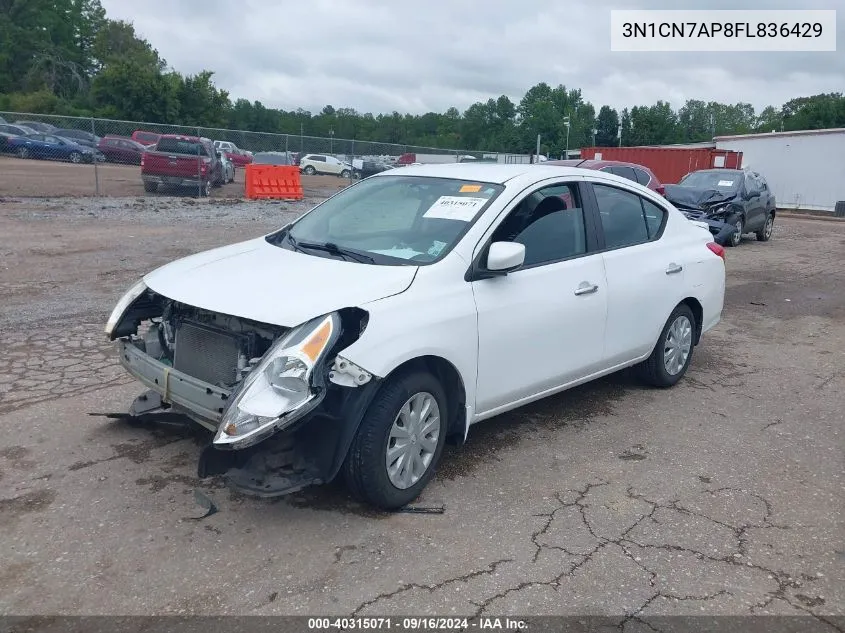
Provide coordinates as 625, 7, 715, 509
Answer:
0, 111, 518, 198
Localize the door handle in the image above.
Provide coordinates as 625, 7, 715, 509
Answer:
665, 263, 683, 275
574, 283, 599, 296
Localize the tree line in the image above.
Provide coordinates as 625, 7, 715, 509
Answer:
2, 1, 844, 154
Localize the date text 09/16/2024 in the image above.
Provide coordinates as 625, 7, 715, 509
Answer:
307, 617, 528, 631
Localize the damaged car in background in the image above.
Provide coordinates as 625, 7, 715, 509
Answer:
664, 168, 776, 247
106, 163, 725, 509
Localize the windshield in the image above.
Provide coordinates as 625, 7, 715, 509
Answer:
274, 175, 504, 265
679, 171, 740, 191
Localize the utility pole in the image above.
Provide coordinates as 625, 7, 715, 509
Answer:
563, 115, 571, 158
300, 122, 304, 153
329, 128, 334, 154
618, 124, 622, 147
535, 134, 540, 163
592, 127, 597, 146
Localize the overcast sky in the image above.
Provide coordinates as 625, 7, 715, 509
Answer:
100, 0, 844, 116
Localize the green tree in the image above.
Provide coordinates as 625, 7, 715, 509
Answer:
595, 106, 619, 146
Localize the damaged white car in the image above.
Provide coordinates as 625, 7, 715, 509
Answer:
106, 163, 726, 509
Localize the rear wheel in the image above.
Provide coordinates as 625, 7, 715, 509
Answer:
17, 147, 29, 159
143, 181, 158, 193
756, 213, 774, 242
637, 304, 696, 388
303, 165, 316, 176
199, 180, 211, 197
343, 371, 447, 510
341, 169, 351, 179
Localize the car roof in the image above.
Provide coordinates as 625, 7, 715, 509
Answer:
546, 159, 653, 172
376, 162, 584, 184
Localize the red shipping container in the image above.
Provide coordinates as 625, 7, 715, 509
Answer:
579, 147, 743, 184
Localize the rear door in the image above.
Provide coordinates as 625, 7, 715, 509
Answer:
585, 180, 687, 365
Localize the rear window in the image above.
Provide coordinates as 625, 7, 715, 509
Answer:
635, 169, 651, 186
156, 138, 208, 156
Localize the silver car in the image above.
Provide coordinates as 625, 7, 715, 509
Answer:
219, 151, 235, 183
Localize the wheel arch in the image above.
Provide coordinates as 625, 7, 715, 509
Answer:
679, 297, 704, 345
377, 355, 468, 444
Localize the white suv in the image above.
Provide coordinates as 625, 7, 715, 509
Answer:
299, 154, 352, 177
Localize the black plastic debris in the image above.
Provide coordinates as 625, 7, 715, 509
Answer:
186, 489, 218, 521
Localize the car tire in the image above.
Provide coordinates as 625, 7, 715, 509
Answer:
17, 147, 29, 159
637, 303, 696, 388
728, 216, 744, 247
341, 169, 351, 179
143, 182, 158, 193
343, 371, 448, 510
303, 165, 316, 176
756, 213, 774, 242
199, 180, 211, 197
69, 151, 82, 164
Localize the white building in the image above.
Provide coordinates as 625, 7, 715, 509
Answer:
714, 128, 845, 213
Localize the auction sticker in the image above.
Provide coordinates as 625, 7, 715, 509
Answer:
423, 196, 488, 221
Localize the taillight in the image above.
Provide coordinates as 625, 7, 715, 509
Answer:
140, 153, 145, 167
706, 242, 725, 260
656, 185, 665, 196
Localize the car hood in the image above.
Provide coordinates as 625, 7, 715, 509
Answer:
664, 185, 737, 210
143, 237, 418, 326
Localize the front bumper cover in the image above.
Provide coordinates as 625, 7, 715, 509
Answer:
119, 339, 383, 497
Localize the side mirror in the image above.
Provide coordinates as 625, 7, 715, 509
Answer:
486, 241, 525, 273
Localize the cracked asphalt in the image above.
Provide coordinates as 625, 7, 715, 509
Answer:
0, 196, 842, 628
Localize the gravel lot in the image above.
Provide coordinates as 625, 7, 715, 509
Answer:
0, 155, 348, 199
0, 192, 842, 627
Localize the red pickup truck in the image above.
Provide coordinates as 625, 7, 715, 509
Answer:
141, 135, 224, 196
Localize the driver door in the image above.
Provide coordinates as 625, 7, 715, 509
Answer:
472, 181, 608, 416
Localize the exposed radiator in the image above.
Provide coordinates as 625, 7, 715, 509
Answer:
173, 321, 242, 387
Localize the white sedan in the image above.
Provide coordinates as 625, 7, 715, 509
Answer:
105, 164, 725, 509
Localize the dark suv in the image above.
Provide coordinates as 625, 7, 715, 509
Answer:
664, 169, 776, 247
544, 159, 664, 194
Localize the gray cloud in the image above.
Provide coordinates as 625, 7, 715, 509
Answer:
100, 0, 844, 115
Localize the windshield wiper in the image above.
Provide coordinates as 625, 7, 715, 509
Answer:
294, 239, 375, 264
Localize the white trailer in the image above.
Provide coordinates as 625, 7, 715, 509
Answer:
715, 128, 845, 213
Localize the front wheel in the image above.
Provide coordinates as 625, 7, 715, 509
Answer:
343, 371, 447, 510
637, 304, 696, 388
69, 151, 82, 164
728, 216, 744, 247
756, 213, 774, 242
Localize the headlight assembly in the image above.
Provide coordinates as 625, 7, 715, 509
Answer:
104, 279, 148, 338
214, 312, 341, 449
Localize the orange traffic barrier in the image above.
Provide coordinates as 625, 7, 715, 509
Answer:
244, 164, 304, 200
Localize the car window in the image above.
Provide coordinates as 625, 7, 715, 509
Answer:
490, 183, 587, 267
744, 173, 759, 196
634, 168, 651, 186
641, 198, 666, 239
609, 165, 638, 183
156, 137, 208, 156
592, 184, 652, 249
44, 136, 61, 144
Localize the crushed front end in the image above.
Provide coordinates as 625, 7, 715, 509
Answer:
105, 282, 379, 496
664, 188, 741, 246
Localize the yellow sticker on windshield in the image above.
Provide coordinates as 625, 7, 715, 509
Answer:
459, 184, 482, 193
